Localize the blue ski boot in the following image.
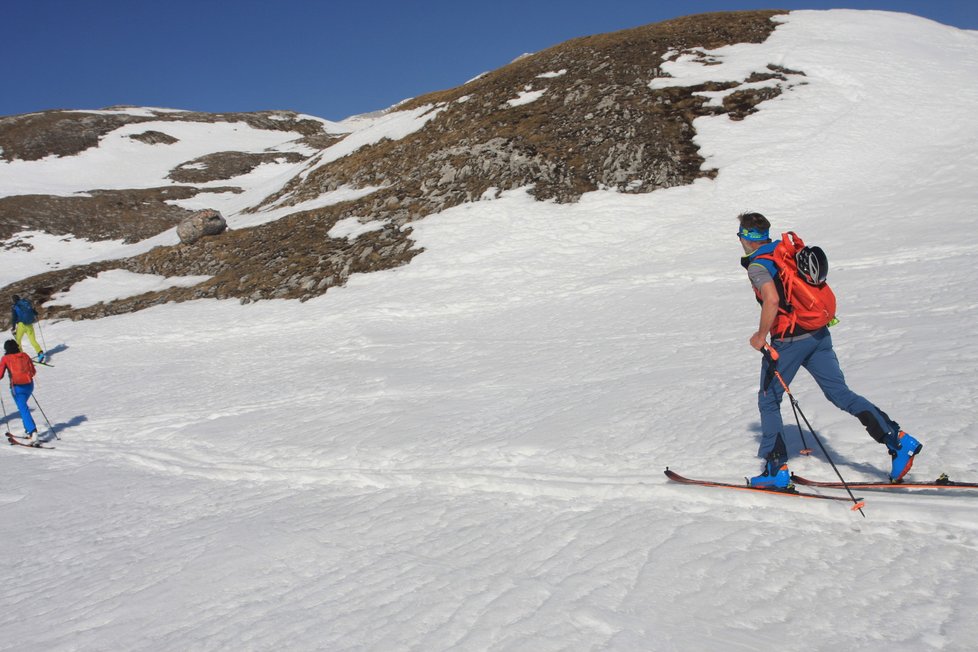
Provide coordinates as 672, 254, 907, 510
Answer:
749, 460, 793, 489
887, 431, 922, 483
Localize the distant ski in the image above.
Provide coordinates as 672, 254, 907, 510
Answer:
5, 433, 55, 450
664, 468, 857, 503
791, 474, 978, 490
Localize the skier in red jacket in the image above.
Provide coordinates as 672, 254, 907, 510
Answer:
0, 339, 39, 444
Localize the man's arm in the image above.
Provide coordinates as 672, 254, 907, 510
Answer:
750, 280, 779, 350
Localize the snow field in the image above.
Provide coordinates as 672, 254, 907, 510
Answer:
2, 10, 978, 651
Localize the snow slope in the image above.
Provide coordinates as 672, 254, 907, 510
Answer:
2, 10, 978, 651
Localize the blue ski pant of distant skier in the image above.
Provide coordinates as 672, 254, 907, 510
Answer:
757, 327, 896, 461
10, 382, 37, 434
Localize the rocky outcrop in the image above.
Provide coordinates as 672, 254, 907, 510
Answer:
269, 10, 794, 222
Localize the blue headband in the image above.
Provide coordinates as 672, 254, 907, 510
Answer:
737, 226, 769, 241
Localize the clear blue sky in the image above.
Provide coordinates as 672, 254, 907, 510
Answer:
4, 0, 976, 121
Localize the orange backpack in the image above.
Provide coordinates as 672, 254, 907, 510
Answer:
754, 232, 837, 338
5, 352, 36, 385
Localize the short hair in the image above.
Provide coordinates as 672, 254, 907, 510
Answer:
737, 212, 770, 232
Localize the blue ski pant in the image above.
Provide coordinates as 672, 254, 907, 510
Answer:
10, 382, 37, 434
757, 327, 898, 462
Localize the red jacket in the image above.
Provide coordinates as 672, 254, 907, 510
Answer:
0, 352, 36, 385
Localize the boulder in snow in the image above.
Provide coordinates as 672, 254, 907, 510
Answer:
177, 209, 227, 245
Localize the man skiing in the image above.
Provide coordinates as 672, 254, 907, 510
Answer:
0, 339, 39, 444
737, 211, 921, 487
11, 294, 44, 363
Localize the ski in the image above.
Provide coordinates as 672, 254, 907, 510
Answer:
5, 433, 55, 450
664, 468, 858, 503
791, 473, 978, 490
35, 360, 54, 367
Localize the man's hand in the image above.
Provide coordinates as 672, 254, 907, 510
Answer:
750, 331, 768, 351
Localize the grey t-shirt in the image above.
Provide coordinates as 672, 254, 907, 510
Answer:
748, 263, 773, 291
746, 261, 814, 341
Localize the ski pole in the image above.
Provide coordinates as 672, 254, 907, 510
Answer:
30, 393, 59, 441
763, 346, 866, 516
35, 320, 48, 353
761, 351, 811, 454
786, 389, 813, 455
0, 388, 8, 437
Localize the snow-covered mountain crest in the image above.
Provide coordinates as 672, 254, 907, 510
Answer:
0, 10, 795, 319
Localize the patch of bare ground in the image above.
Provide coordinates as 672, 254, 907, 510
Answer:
0, 109, 341, 162
0, 186, 242, 243
11, 203, 419, 323
128, 130, 180, 145
168, 151, 308, 183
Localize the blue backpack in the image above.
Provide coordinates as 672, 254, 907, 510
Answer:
13, 299, 36, 325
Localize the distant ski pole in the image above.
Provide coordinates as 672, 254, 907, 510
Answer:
763, 346, 865, 516
36, 319, 48, 352
0, 390, 8, 434
31, 394, 59, 441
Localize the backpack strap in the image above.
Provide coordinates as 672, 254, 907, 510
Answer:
753, 245, 798, 339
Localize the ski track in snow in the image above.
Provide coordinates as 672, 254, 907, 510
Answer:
4, 10, 978, 652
